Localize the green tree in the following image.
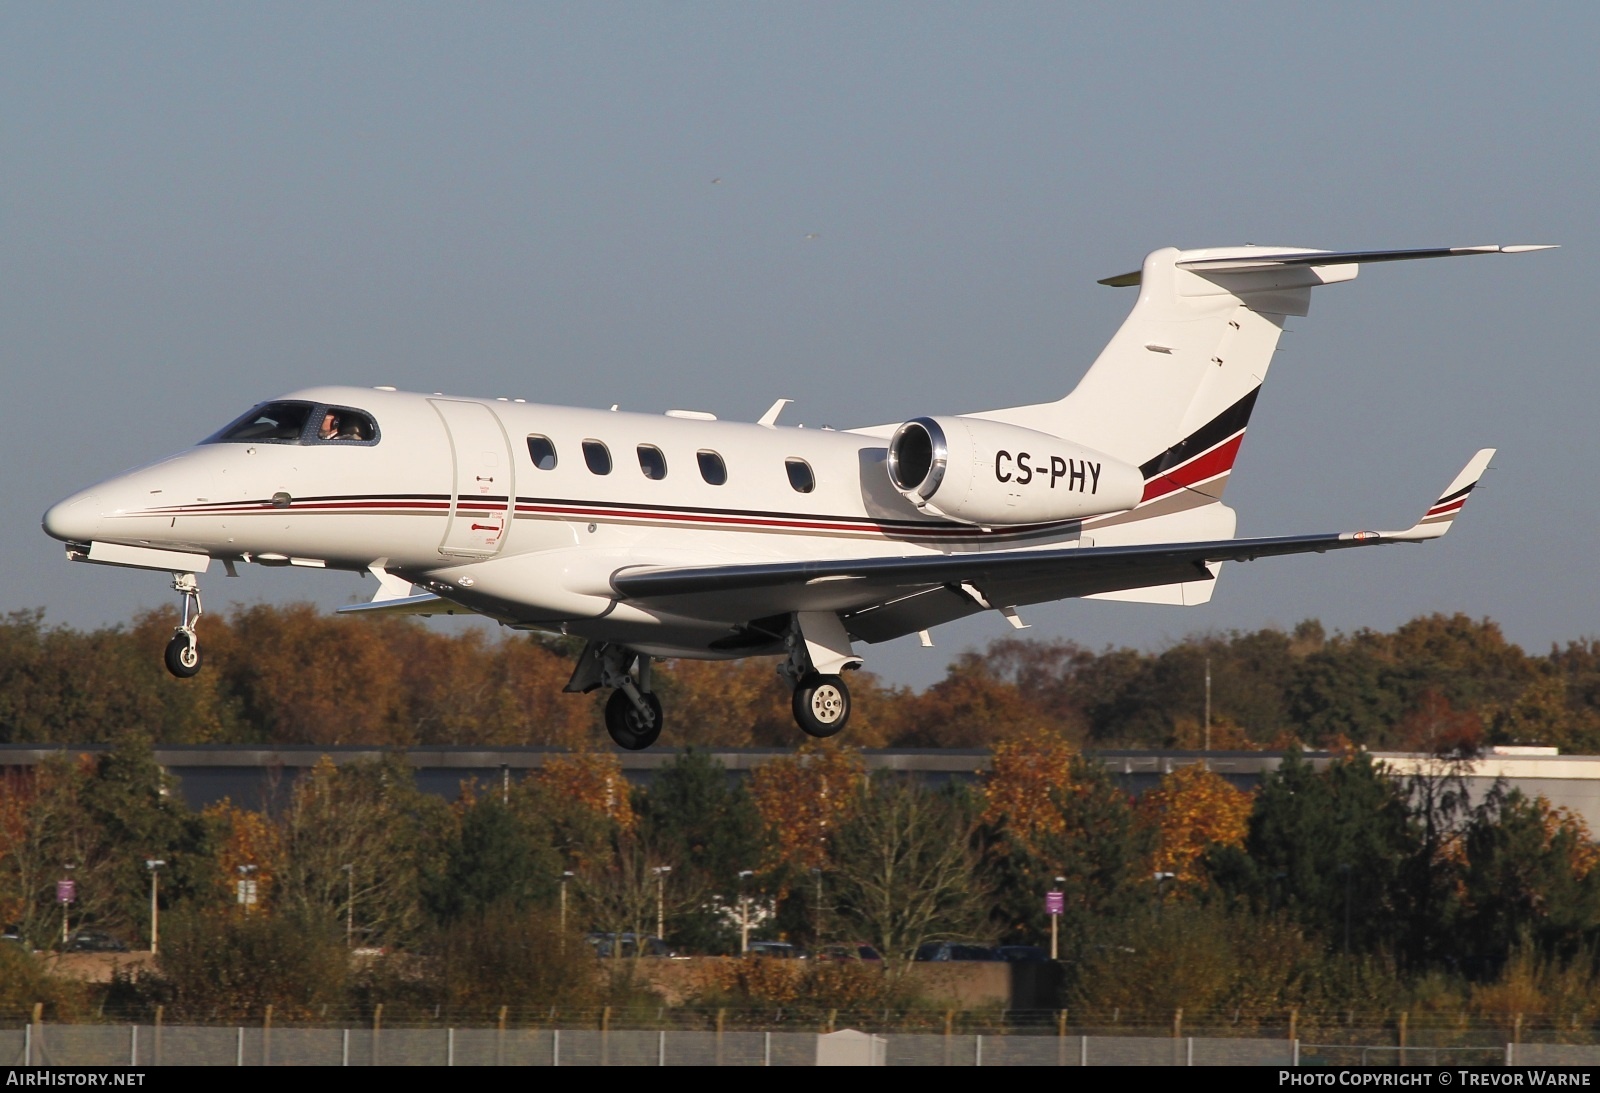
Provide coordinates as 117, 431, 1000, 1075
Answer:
987, 755, 1155, 951
827, 776, 986, 964
79, 736, 211, 942
633, 749, 763, 952
425, 795, 561, 923
1208, 750, 1417, 954
1457, 788, 1600, 975
277, 756, 447, 947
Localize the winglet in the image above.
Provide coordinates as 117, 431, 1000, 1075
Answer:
758, 398, 793, 427
1343, 449, 1496, 543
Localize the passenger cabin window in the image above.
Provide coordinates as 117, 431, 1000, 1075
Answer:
527, 435, 558, 470
637, 445, 667, 480
311, 406, 378, 444
205, 401, 315, 444
583, 440, 612, 475
786, 458, 815, 494
697, 450, 727, 485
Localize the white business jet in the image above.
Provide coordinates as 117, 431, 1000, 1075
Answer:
42, 243, 1552, 749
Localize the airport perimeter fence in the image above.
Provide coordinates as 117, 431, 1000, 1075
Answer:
4, 1024, 1599, 1066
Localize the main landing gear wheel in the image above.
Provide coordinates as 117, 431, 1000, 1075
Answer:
164, 633, 202, 678
605, 689, 663, 751
792, 673, 851, 738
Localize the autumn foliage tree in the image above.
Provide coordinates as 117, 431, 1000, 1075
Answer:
980, 732, 1077, 850
748, 743, 866, 872
1137, 763, 1253, 887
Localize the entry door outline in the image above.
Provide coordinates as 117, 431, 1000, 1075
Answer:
429, 399, 515, 557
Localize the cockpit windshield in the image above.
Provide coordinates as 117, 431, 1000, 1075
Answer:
203, 401, 379, 446
205, 402, 315, 443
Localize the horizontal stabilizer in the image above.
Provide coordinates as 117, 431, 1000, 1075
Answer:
1100, 244, 1556, 287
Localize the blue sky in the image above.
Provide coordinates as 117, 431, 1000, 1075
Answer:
3, 4, 1592, 687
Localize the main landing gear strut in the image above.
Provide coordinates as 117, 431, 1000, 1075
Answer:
778, 611, 862, 739
163, 573, 204, 679
566, 612, 862, 750
565, 643, 662, 751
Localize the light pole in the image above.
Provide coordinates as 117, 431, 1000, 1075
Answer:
1338, 863, 1353, 953
737, 870, 754, 955
145, 860, 166, 954
1049, 876, 1065, 960
58, 863, 76, 948
560, 870, 574, 951
651, 866, 671, 940
236, 864, 258, 915
341, 864, 354, 948
810, 867, 824, 944
1153, 870, 1175, 917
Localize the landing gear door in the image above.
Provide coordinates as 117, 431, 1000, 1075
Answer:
429, 399, 514, 558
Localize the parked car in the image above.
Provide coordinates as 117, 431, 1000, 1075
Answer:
585, 933, 677, 958
815, 943, 882, 962
996, 944, 1051, 962
913, 942, 1000, 962
65, 931, 128, 953
746, 940, 804, 959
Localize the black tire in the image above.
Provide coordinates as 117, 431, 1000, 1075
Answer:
792, 673, 851, 737
164, 633, 202, 678
604, 689, 663, 751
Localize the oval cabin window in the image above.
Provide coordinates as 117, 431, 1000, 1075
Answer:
527, 436, 558, 470
583, 440, 612, 475
637, 445, 668, 480
785, 458, 815, 493
697, 450, 727, 485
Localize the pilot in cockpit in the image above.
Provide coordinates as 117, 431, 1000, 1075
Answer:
318, 410, 341, 440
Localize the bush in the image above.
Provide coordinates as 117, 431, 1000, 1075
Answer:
433, 905, 600, 1016
157, 910, 347, 1022
0, 945, 91, 1022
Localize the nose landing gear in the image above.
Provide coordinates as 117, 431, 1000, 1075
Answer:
163, 573, 203, 679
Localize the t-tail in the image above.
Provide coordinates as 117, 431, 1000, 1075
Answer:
971, 243, 1551, 603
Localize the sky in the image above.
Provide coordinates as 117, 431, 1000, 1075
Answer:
2, 4, 1594, 690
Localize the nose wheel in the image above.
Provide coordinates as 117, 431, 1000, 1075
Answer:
164, 573, 204, 679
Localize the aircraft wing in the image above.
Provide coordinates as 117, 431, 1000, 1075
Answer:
612, 450, 1494, 644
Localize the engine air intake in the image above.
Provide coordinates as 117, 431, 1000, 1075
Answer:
888, 418, 946, 499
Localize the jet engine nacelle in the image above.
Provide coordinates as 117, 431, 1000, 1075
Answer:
887, 416, 1144, 526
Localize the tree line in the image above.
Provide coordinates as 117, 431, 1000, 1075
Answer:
3, 604, 1599, 750
5, 735, 1600, 1030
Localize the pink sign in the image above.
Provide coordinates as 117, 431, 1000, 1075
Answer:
1045, 890, 1064, 915
56, 879, 75, 904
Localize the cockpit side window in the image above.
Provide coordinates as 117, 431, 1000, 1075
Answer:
310, 406, 379, 445
204, 401, 315, 444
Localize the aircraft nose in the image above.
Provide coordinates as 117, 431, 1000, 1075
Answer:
42, 493, 100, 543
